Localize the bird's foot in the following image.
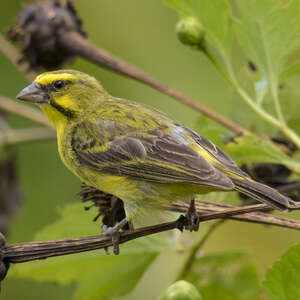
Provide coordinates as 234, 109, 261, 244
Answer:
184, 199, 200, 232
102, 218, 128, 255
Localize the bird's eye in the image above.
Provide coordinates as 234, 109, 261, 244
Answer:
53, 80, 65, 90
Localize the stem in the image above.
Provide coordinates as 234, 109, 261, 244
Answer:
203, 48, 232, 85
203, 48, 300, 148
0, 128, 56, 146
0, 34, 36, 82
271, 82, 285, 125
168, 201, 300, 230
4, 201, 300, 264
176, 220, 224, 280
282, 127, 300, 149
205, 51, 281, 128
234, 84, 281, 128
234, 81, 300, 148
0, 96, 52, 128
59, 31, 247, 135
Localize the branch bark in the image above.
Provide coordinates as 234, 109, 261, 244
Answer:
60, 32, 247, 135
3, 201, 300, 264
0, 34, 36, 82
169, 201, 300, 229
0, 96, 51, 128
0, 128, 56, 146
2, 25, 246, 135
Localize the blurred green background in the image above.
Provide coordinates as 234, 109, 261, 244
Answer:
0, 0, 299, 299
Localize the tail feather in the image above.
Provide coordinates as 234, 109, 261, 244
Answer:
232, 178, 297, 211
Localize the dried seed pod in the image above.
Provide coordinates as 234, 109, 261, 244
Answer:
78, 183, 129, 229
176, 17, 205, 50
7, 0, 86, 70
239, 137, 299, 204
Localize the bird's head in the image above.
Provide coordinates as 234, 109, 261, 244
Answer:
17, 70, 109, 125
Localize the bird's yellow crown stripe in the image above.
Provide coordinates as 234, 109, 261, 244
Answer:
35, 73, 78, 85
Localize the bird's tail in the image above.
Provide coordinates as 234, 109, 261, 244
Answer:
232, 178, 298, 211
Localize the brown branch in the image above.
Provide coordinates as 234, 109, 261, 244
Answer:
0, 128, 56, 146
60, 32, 247, 135
4, 219, 180, 263
168, 201, 300, 230
3, 2, 247, 136
3, 201, 300, 264
0, 34, 36, 82
0, 96, 52, 128
1, 30, 246, 135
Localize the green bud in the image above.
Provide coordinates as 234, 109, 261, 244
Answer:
176, 17, 205, 50
159, 280, 202, 300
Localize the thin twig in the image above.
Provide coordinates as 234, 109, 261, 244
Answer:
60, 32, 247, 135
0, 96, 52, 128
1, 32, 246, 135
4, 220, 180, 263
168, 201, 300, 230
3, 202, 300, 264
277, 181, 300, 193
0, 34, 36, 82
176, 220, 224, 280
0, 128, 56, 146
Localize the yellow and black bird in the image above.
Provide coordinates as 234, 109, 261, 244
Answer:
17, 70, 296, 253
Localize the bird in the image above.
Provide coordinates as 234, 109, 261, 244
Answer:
17, 69, 297, 253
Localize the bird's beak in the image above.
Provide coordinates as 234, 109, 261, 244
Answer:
17, 83, 48, 104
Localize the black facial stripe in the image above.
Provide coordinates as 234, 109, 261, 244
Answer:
39, 81, 75, 117
50, 99, 75, 118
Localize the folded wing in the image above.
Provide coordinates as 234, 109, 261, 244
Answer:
71, 120, 234, 190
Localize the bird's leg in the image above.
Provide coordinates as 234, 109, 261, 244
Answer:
185, 199, 200, 232
102, 218, 128, 255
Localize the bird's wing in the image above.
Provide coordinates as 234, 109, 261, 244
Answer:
71, 120, 234, 190
183, 126, 250, 178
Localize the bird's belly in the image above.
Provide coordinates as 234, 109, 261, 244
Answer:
57, 130, 219, 220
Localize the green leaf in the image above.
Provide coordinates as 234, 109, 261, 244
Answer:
263, 242, 300, 300
10, 202, 179, 299
200, 283, 243, 300
234, 0, 300, 88
34, 202, 99, 240
225, 134, 300, 173
288, 117, 300, 133
188, 251, 261, 300
11, 251, 156, 300
35, 202, 177, 253
281, 60, 300, 80
165, 0, 234, 61
194, 251, 246, 268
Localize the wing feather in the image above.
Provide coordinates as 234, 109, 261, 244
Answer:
71, 120, 234, 190
183, 126, 250, 178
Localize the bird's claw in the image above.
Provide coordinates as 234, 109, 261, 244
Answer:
102, 218, 128, 255
184, 199, 200, 232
